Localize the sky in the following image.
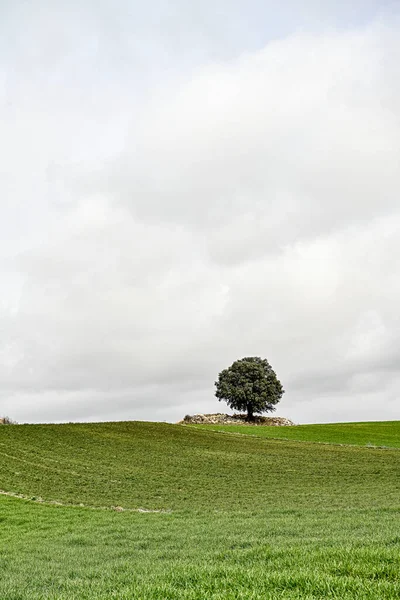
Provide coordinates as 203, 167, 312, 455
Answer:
1, 0, 399, 424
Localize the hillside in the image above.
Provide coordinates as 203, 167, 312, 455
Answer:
0, 420, 399, 511
190, 420, 400, 449
1, 420, 400, 599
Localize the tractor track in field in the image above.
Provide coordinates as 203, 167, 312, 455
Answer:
0, 489, 170, 513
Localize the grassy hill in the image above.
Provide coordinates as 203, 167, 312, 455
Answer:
190, 420, 400, 449
0, 420, 399, 599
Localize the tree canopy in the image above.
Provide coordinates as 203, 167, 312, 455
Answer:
214, 357, 284, 421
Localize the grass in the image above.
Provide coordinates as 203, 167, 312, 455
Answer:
191, 420, 400, 449
0, 421, 399, 510
0, 420, 399, 598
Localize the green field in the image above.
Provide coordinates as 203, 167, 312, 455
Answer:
191, 420, 400, 449
1, 420, 400, 599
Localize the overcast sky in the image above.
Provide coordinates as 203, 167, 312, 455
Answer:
1, 1, 399, 424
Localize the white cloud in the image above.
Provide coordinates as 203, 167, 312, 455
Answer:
1, 5, 399, 423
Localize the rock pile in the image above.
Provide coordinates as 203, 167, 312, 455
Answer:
180, 413, 294, 426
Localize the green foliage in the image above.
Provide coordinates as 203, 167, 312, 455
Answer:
215, 356, 284, 420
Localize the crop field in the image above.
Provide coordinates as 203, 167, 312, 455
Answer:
191, 420, 400, 449
0, 421, 399, 599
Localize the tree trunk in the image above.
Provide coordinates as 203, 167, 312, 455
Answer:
246, 403, 255, 422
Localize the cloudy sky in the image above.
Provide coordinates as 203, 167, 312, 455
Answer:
1, 1, 399, 424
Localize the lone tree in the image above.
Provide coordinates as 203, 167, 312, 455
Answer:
215, 357, 284, 421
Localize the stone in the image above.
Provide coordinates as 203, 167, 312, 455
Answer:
178, 413, 295, 426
